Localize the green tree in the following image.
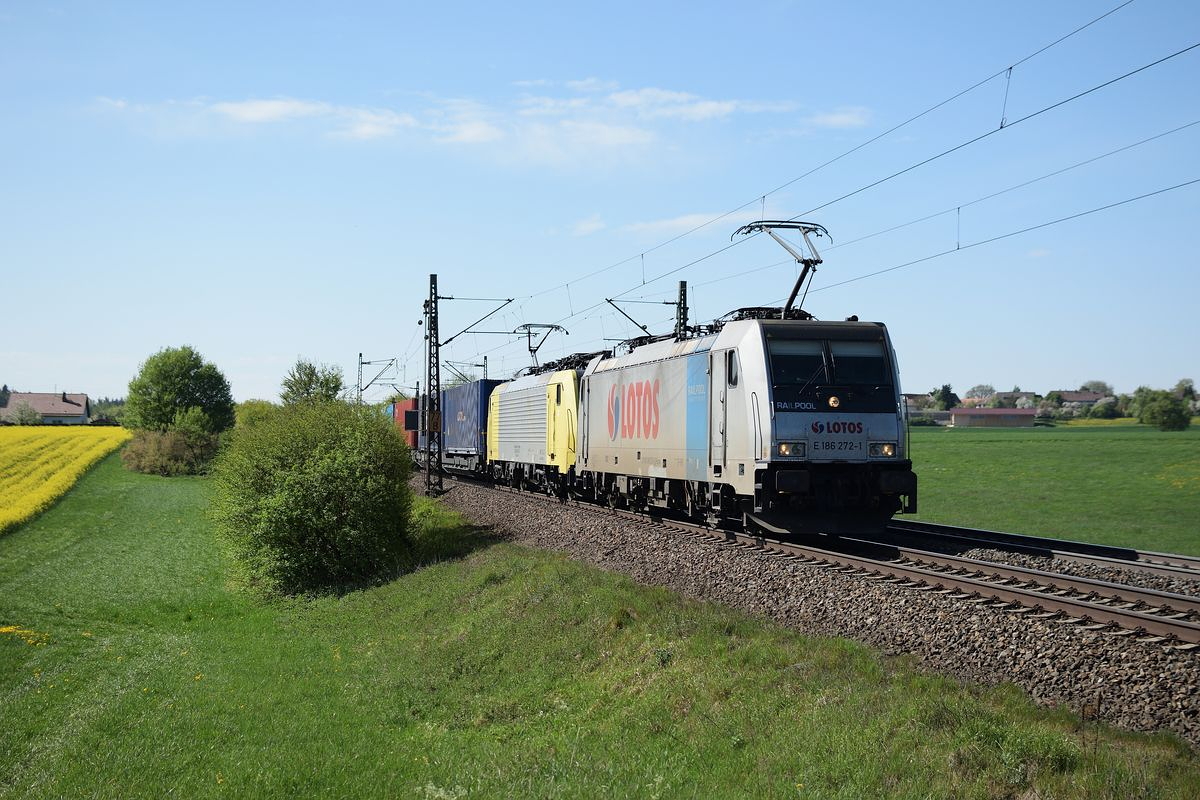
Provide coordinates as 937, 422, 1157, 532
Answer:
930, 384, 960, 411
235, 399, 279, 429
210, 401, 412, 597
1174, 378, 1195, 400
0, 384, 9, 408
1138, 391, 1191, 431
173, 406, 216, 458
281, 359, 345, 405
1089, 396, 1121, 419
124, 346, 235, 433
964, 384, 995, 400
91, 396, 126, 423
1126, 386, 1157, 421
1079, 380, 1114, 396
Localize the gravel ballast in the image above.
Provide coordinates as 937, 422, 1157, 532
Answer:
431, 479, 1200, 748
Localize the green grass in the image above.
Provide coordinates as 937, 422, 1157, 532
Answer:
910, 423, 1200, 555
3, 454, 1199, 798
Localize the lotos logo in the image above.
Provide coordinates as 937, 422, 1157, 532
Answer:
607, 380, 661, 441
811, 421, 864, 434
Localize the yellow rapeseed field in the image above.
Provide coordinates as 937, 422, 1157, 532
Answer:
0, 426, 131, 534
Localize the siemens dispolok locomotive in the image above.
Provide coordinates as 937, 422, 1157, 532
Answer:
413, 222, 918, 535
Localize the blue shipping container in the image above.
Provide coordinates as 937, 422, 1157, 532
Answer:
442, 379, 504, 455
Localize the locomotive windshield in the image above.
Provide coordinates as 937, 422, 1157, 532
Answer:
829, 340, 889, 385
766, 327, 895, 412
769, 340, 825, 385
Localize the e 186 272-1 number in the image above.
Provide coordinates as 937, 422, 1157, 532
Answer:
813, 440, 863, 452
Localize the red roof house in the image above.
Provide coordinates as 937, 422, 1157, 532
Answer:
2, 392, 91, 424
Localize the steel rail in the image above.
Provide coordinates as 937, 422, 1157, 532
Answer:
887, 519, 1200, 580
738, 518, 1200, 648
878, 542, 1200, 618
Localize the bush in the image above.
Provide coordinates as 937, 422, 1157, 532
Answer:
121, 429, 219, 476
1139, 392, 1191, 432
1089, 397, 1120, 419
235, 399, 279, 430
210, 401, 412, 597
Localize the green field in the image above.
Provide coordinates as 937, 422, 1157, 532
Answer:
2, 454, 1199, 798
909, 423, 1200, 555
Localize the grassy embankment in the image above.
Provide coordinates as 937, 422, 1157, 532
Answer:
2, 454, 1199, 798
910, 423, 1200, 555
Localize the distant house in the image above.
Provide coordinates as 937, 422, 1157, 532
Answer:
949, 407, 1038, 428
3, 392, 91, 424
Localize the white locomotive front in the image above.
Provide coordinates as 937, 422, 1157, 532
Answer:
756, 319, 916, 533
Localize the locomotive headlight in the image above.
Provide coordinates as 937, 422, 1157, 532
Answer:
869, 442, 897, 458
777, 442, 806, 458
828, 396, 841, 409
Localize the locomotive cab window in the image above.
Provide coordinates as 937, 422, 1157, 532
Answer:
555, 383, 562, 405
830, 340, 889, 385
768, 340, 827, 385
727, 351, 739, 387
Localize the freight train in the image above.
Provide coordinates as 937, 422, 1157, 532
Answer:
408, 221, 918, 535
409, 314, 916, 535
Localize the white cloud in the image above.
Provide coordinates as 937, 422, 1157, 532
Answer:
517, 95, 592, 116
95, 81, 796, 165
608, 88, 734, 120
560, 120, 654, 148
337, 109, 418, 140
428, 98, 506, 143
609, 88, 695, 109
501, 120, 655, 168
1026, 248, 1051, 259
210, 98, 331, 123
624, 210, 762, 235
572, 214, 606, 236
566, 77, 619, 93
207, 97, 417, 139
806, 105, 871, 129
606, 88, 792, 121
437, 119, 505, 143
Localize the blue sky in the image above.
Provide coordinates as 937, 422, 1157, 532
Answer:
2, 1, 1197, 403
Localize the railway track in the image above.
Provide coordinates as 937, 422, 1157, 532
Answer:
740, 516, 1200, 650
476, 480, 1200, 650
886, 519, 1200, 581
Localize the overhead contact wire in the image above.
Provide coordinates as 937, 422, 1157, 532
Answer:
798, 177, 1200, 296
527, 1, 1136, 303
